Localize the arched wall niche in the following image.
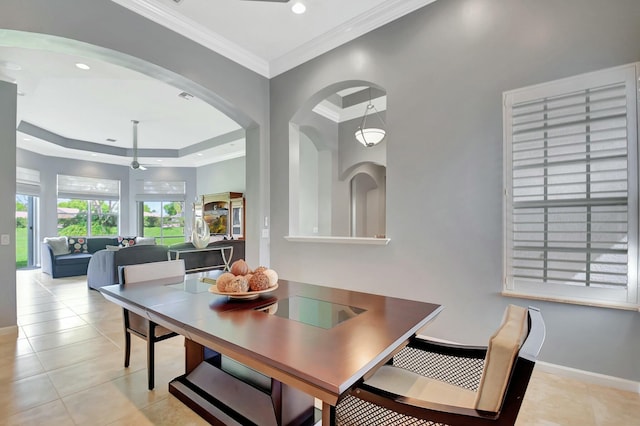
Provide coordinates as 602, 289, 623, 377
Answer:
287, 80, 388, 243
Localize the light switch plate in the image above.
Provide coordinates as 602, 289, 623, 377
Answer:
0, 234, 9, 245
261, 229, 269, 238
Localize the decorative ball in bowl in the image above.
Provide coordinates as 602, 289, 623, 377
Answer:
205, 259, 279, 299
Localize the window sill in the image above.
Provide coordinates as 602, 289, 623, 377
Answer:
284, 236, 390, 245
502, 290, 639, 312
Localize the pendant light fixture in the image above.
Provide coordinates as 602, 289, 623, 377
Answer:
355, 88, 386, 147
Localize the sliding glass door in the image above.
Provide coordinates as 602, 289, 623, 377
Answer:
16, 194, 39, 269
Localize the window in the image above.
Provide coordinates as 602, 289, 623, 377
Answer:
503, 63, 639, 309
135, 180, 186, 246
140, 201, 185, 245
57, 175, 120, 237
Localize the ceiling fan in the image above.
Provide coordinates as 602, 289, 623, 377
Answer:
130, 120, 148, 170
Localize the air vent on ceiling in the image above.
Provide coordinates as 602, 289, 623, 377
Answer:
172, 0, 183, 4
106, 138, 117, 142
178, 91, 194, 100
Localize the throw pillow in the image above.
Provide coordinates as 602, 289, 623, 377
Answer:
106, 245, 121, 251
135, 237, 156, 246
118, 236, 136, 247
44, 236, 70, 256
68, 237, 89, 253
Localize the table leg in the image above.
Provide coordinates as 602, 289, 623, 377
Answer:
322, 402, 335, 426
184, 338, 204, 374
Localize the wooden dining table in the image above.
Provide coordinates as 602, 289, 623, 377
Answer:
100, 273, 442, 426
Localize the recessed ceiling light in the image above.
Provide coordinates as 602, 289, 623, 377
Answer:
91, 153, 98, 157
291, 2, 306, 14
156, 159, 163, 162
23, 137, 31, 141
197, 153, 203, 156
75, 63, 90, 70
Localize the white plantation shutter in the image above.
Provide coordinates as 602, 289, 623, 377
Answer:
504, 64, 639, 308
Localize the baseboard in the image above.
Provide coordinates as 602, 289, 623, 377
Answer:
535, 361, 640, 394
0, 325, 18, 337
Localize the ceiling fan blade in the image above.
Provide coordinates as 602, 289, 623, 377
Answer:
241, 0, 290, 2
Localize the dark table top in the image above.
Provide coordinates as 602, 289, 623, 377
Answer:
100, 274, 442, 404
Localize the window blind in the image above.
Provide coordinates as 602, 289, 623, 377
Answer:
134, 180, 186, 201
16, 167, 40, 196
57, 174, 120, 201
504, 64, 638, 305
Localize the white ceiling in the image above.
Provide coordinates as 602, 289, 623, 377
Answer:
112, 0, 437, 77
3, 0, 433, 168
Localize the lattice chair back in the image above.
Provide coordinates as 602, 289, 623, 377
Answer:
334, 305, 545, 426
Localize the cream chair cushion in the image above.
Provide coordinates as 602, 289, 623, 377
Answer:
474, 304, 528, 412
123, 260, 186, 286
364, 365, 477, 409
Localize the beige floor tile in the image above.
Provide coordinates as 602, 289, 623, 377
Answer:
105, 395, 210, 426
16, 294, 57, 308
21, 315, 88, 338
587, 382, 640, 426
0, 353, 44, 383
28, 324, 102, 352
17, 308, 78, 326
517, 371, 597, 426
79, 308, 123, 324
47, 351, 143, 397
0, 373, 60, 417
16, 301, 66, 316
35, 335, 120, 371
92, 317, 125, 336
62, 369, 170, 425
0, 337, 34, 358
3, 399, 75, 426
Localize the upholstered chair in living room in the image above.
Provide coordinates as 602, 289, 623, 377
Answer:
334, 305, 545, 425
119, 260, 186, 390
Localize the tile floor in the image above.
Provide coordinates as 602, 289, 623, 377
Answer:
1, 270, 639, 425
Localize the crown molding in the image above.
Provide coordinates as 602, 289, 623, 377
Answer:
269, 0, 439, 76
110, 0, 438, 78
109, 0, 270, 77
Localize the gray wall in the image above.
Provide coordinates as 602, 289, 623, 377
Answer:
270, 0, 640, 381
196, 157, 246, 196
0, 81, 17, 330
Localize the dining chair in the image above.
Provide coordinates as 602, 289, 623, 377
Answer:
119, 259, 186, 390
334, 305, 545, 425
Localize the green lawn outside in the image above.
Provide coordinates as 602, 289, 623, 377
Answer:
16, 227, 27, 268
142, 226, 185, 246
